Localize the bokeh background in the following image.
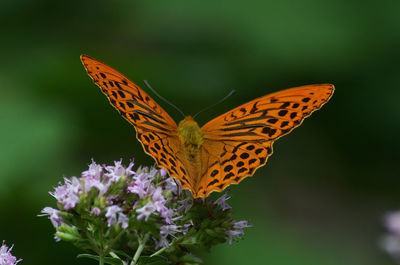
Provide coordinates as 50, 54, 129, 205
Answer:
1, 0, 399, 264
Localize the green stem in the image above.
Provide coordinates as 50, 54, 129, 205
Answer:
150, 247, 166, 257
99, 224, 105, 265
131, 233, 150, 265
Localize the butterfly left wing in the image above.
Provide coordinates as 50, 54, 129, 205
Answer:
80, 55, 191, 189
194, 84, 334, 197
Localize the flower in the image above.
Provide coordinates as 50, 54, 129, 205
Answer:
82, 159, 103, 179
0, 241, 22, 265
105, 159, 135, 183
136, 202, 156, 221
385, 211, 400, 236
127, 171, 152, 198
155, 224, 184, 249
381, 210, 400, 262
160, 224, 182, 236
152, 187, 167, 212
50, 177, 81, 210
91, 207, 101, 216
227, 220, 251, 246
39, 207, 63, 227
159, 168, 167, 177
215, 193, 231, 211
164, 178, 178, 194
160, 207, 175, 224
381, 235, 400, 258
118, 213, 129, 229
41, 158, 250, 265
155, 237, 169, 249
177, 197, 193, 213
83, 175, 109, 196
105, 206, 124, 227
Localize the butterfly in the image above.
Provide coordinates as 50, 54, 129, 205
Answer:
80, 55, 334, 198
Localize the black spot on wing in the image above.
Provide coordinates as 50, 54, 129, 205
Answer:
211, 169, 219, 177
240, 153, 249, 159
278, 110, 288, 116
261, 127, 277, 137
117, 90, 126, 98
224, 165, 233, 172
236, 161, 244, 167
280, 102, 290, 108
238, 167, 247, 174
246, 145, 255, 150
255, 148, 263, 155
207, 179, 219, 187
223, 172, 235, 180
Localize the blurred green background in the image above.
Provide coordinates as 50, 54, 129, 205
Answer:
1, 0, 399, 264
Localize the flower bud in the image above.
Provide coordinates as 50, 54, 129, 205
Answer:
55, 232, 81, 242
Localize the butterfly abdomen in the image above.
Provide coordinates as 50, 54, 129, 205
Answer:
178, 116, 203, 161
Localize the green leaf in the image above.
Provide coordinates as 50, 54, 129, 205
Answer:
138, 255, 171, 265
77, 254, 124, 265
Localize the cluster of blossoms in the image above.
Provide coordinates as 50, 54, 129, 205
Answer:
40, 159, 250, 265
0, 241, 21, 265
381, 211, 400, 263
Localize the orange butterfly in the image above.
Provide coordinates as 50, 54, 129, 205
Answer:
81, 55, 334, 198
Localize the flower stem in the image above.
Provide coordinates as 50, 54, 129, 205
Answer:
131, 233, 149, 265
99, 224, 105, 265
150, 247, 166, 257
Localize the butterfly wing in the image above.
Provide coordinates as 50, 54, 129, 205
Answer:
194, 84, 334, 197
80, 55, 191, 190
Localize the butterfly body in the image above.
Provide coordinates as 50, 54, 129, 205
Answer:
178, 116, 203, 162
177, 116, 204, 191
80, 55, 334, 198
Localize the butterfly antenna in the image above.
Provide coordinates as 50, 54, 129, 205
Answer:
143, 80, 186, 118
193, 90, 236, 118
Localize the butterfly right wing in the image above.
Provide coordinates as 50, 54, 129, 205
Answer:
194, 84, 334, 198
80, 55, 190, 189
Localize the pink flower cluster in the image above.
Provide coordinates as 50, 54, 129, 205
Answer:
40, 158, 250, 254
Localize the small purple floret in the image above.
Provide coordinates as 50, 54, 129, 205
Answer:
82, 160, 103, 179
178, 197, 193, 213
385, 211, 400, 236
105, 205, 122, 227
215, 193, 231, 211
227, 220, 251, 246
0, 241, 22, 265
39, 207, 63, 227
91, 207, 101, 216
105, 160, 135, 183
136, 202, 156, 221
50, 177, 81, 210
127, 170, 153, 197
